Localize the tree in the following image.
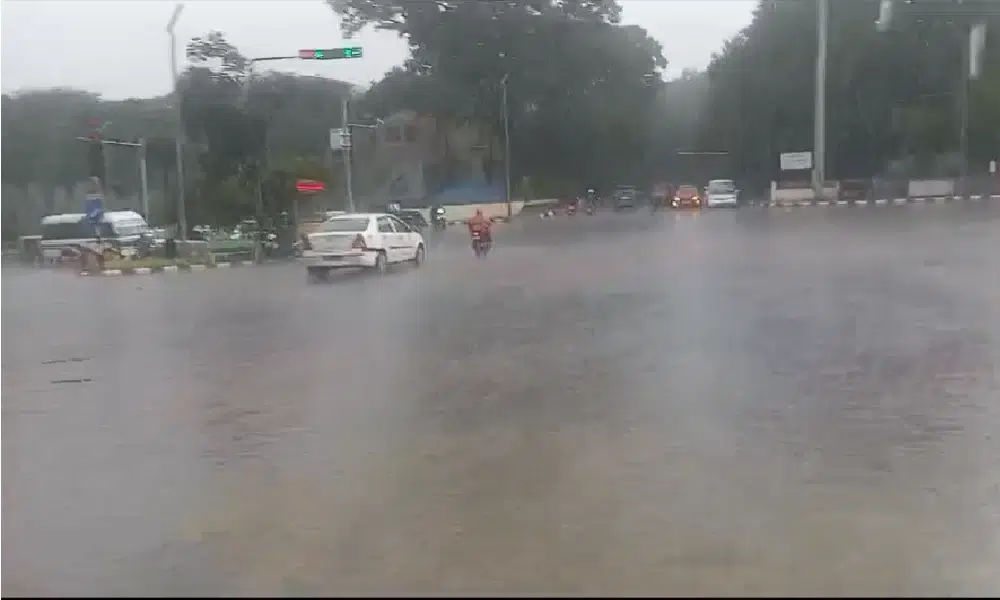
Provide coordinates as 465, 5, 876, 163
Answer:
330, 0, 665, 190
697, 0, 1000, 183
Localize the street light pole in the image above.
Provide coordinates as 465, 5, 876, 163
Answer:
876, 1, 987, 199
958, 21, 971, 198
166, 3, 187, 240
502, 73, 512, 219
812, 0, 829, 201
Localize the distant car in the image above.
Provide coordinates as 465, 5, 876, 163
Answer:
613, 185, 639, 211
300, 212, 425, 282
672, 184, 702, 209
395, 209, 429, 231
705, 179, 739, 208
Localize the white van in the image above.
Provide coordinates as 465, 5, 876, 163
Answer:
39, 210, 151, 262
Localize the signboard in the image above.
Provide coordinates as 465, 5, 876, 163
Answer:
329, 128, 351, 149
84, 193, 104, 225
295, 179, 326, 193
780, 151, 813, 171
990, 160, 997, 174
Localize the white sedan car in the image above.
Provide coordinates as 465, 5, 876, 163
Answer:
705, 179, 740, 208
301, 212, 425, 282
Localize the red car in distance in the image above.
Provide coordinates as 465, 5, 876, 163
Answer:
672, 184, 702, 209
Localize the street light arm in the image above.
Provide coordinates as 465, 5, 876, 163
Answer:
166, 3, 184, 33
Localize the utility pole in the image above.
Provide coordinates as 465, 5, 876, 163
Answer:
502, 73, 512, 219
166, 3, 186, 240
812, 0, 829, 201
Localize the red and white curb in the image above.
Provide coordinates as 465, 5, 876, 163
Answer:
768, 195, 1000, 208
80, 260, 262, 277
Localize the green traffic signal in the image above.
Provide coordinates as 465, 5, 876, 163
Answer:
299, 47, 363, 60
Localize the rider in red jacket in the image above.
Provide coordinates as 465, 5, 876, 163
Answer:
467, 208, 493, 242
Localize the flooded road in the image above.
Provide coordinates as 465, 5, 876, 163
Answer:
4, 203, 1000, 596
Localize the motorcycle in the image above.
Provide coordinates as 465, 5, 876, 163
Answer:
471, 231, 491, 259
432, 207, 448, 231
585, 202, 595, 215
567, 201, 578, 216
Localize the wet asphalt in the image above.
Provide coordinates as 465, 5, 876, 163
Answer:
3, 203, 1000, 596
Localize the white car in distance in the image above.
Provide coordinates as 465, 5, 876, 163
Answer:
301, 212, 426, 282
705, 179, 740, 208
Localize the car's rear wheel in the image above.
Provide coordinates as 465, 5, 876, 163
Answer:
412, 244, 425, 267
374, 251, 387, 274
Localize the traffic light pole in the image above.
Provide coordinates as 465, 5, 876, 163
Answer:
238, 48, 364, 260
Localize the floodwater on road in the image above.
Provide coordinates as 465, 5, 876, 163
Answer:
3, 203, 999, 596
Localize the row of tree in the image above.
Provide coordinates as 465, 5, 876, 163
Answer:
3, 0, 998, 238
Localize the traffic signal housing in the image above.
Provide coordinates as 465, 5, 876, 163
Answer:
298, 47, 363, 60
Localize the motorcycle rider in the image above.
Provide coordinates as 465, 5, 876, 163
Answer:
466, 208, 493, 250
430, 203, 447, 229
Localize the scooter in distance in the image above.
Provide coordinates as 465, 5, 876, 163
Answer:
432, 207, 448, 231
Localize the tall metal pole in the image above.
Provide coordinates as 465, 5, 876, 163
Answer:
139, 138, 150, 220
342, 96, 355, 212
502, 73, 512, 219
812, 0, 829, 201
958, 21, 970, 199
167, 3, 187, 240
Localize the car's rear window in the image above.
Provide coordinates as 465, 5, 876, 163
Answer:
321, 217, 370, 232
708, 181, 736, 193
678, 186, 699, 194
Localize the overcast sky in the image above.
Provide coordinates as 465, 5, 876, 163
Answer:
1, 0, 756, 100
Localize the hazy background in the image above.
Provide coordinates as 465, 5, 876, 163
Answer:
1, 0, 756, 98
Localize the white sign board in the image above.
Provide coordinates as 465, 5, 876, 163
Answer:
329, 128, 351, 149
780, 151, 813, 171
990, 160, 997, 174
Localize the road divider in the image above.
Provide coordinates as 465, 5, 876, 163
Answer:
79, 259, 282, 277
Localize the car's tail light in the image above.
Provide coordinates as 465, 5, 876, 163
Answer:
299, 234, 312, 250
351, 234, 367, 250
